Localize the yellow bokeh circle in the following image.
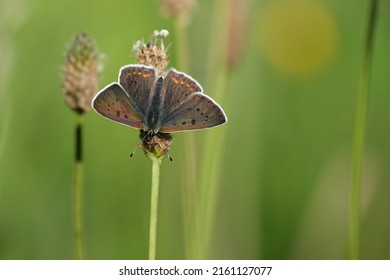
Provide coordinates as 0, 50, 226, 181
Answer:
257, 0, 338, 77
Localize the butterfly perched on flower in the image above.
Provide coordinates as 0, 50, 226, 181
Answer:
92, 64, 227, 159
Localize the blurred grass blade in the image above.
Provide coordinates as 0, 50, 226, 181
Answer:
349, 0, 378, 260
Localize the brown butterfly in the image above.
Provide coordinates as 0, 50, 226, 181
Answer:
92, 64, 227, 159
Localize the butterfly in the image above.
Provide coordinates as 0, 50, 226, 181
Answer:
92, 64, 227, 159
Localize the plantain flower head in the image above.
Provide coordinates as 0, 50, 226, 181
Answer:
62, 32, 103, 113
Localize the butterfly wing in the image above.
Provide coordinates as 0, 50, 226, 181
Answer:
160, 69, 203, 116
119, 64, 156, 116
159, 69, 226, 132
92, 83, 143, 129
159, 92, 227, 133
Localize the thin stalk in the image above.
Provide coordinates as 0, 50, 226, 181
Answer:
348, 0, 378, 260
174, 19, 200, 259
198, 0, 230, 259
73, 113, 85, 259
199, 68, 232, 259
149, 157, 162, 260
0, 104, 11, 199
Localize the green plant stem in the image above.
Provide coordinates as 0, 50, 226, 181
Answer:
149, 157, 162, 260
199, 69, 230, 259
349, 0, 378, 260
198, 0, 230, 259
174, 19, 200, 259
73, 113, 85, 259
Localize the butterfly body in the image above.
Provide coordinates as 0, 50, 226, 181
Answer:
145, 76, 164, 132
92, 64, 227, 158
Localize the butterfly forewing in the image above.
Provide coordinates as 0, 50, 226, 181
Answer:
119, 64, 156, 116
159, 92, 227, 133
161, 69, 203, 116
92, 83, 143, 129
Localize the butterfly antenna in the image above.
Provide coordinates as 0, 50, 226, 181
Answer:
130, 131, 150, 158
129, 145, 138, 158
166, 151, 173, 162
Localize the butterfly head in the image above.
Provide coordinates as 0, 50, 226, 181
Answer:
143, 129, 157, 143
139, 129, 173, 160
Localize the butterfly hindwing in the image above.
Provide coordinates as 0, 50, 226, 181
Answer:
159, 92, 227, 133
92, 83, 143, 129
119, 64, 156, 117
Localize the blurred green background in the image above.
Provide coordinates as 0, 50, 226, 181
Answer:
1, 0, 389, 259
